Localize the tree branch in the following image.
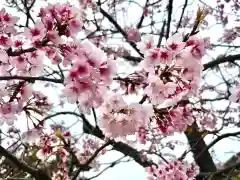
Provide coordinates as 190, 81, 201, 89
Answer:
98, 5, 143, 57
0, 146, 51, 180
136, 0, 149, 29
203, 54, 240, 70
197, 161, 240, 180
196, 131, 240, 160
0, 76, 63, 84
175, 0, 188, 32
157, 20, 166, 47
185, 122, 217, 174
72, 141, 111, 180
44, 111, 154, 171
165, 0, 173, 39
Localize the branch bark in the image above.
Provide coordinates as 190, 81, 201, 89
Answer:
203, 54, 240, 70
0, 76, 63, 84
97, 4, 143, 57
197, 161, 240, 180
0, 146, 51, 180
185, 122, 217, 176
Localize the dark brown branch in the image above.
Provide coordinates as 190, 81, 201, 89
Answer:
165, 0, 173, 39
72, 141, 111, 180
196, 131, 240, 160
185, 122, 217, 174
0, 146, 51, 180
44, 111, 154, 171
175, 0, 188, 32
98, 5, 143, 57
7, 47, 36, 56
0, 76, 63, 84
203, 54, 240, 70
157, 20, 166, 47
197, 161, 240, 179
136, 0, 149, 29
6, 39, 48, 57
122, 55, 142, 62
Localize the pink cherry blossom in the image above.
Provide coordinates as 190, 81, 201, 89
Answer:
24, 20, 46, 41
62, 83, 80, 104
166, 33, 186, 53
144, 75, 165, 105
9, 54, 28, 69
0, 34, 12, 49
0, 102, 20, 126
68, 17, 83, 38
0, 49, 9, 62
47, 30, 62, 45
19, 83, 33, 100
126, 27, 141, 42
137, 35, 154, 54
29, 62, 44, 75
99, 93, 154, 138
146, 160, 199, 180
229, 85, 240, 103
27, 50, 44, 65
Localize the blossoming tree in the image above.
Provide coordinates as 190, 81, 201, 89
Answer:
0, 0, 240, 180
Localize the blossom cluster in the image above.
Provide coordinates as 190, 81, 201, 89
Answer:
146, 160, 199, 180
62, 40, 116, 112
101, 33, 210, 139
23, 126, 105, 180
76, 135, 106, 170
99, 93, 154, 138
35, 127, 70, 180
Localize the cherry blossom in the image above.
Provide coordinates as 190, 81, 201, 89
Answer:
0, 8, 18, 24
0, 34, 12, 49
24, 20, 46, 41
126, 27, 141, 42
60, 40, 116, 111
137, 35, 154, 54
146, 160, 199, 180
0, 102, 20, 126
229, 85, 240, 103
21, 128, 42, 142
99, 93, 154, 138
9, 55, 28, 70
166, 33, 186, 53
0, 49, 9, 62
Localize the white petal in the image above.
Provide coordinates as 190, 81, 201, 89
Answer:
0, 50, 9, 62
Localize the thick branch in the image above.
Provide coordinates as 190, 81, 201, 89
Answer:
7, 47, 36, 56
203, 54, 240, 70
0, 146, 51, 180
196, 131, 240, 160
0, 76, 63, 84
197, 161, 240, 180
185, 122, 217, 175
122, 54, 240, 72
